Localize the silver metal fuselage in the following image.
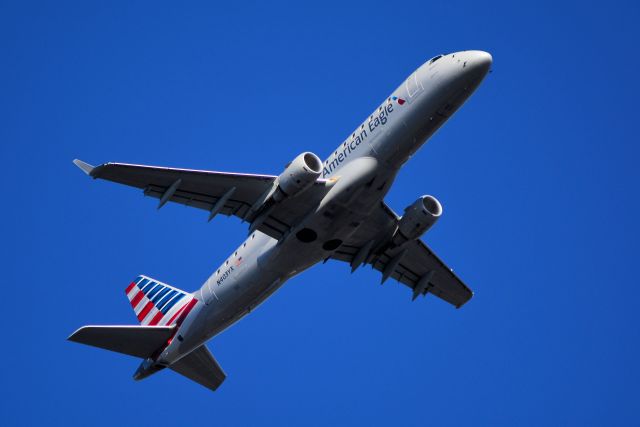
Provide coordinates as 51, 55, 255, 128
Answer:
158, 51, 492, 366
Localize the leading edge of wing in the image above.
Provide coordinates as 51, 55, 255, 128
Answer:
72, 159, 334, 185
73, 159, 278, 181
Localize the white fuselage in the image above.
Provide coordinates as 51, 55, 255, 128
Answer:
158, 51, 492, 366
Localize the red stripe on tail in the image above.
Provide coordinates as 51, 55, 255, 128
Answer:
175, 299, 198, 326
131, 291, 144, 308
166, 304, 187, 326
148, 311, 165, 326
137, 301, 154, 322
125, 281, 136, 294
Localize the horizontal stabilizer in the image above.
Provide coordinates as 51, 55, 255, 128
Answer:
170, 345, 226, 391
68, 325, 174, 358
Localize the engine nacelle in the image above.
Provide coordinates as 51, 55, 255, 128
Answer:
273, 152, 323, 202
392, 195, 443, 246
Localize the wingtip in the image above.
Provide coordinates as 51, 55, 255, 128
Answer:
67, 326, 86, 341
73, 159, 95, 175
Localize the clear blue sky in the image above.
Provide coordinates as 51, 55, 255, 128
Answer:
2, 1, 639, 426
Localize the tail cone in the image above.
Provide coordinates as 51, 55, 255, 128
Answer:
133, 358, 165, 381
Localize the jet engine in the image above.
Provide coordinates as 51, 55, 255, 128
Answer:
392, 195, 442, 246
272, 152, 323, 202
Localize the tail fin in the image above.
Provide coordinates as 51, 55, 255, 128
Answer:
125, 275, 196, 326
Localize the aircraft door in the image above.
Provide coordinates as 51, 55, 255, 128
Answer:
405, 71, 424, 104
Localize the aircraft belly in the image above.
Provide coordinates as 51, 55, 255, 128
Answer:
201, 255, 284, 338
260, 171, 395, 277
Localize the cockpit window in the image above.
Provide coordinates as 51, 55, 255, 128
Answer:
429, 55, 443, 64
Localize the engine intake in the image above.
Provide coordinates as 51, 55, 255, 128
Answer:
273, 152, 323, 202
392, 195, 442, 246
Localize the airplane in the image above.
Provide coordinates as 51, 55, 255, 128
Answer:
69, 50, 492, 391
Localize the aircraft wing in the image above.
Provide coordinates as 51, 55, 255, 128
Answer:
73, 159, 331, 240
331, 202, 473, 308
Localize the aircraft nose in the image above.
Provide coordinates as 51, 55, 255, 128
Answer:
416, 50, 492, 117
462, 50, 492, 79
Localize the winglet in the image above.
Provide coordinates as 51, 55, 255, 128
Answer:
73, 159, 95, 176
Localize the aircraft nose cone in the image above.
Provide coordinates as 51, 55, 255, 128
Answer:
464, 50, 492, 78
474, 50, 492, 71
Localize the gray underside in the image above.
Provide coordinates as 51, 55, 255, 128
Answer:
170, 345, 226, 391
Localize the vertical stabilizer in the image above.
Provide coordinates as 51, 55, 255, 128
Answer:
125, 275, 197, 326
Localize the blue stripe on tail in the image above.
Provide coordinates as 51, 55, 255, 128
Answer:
161, 293, 185, 314
152, 287, 171, 304
156, 290, 178, 311
147, 284, 165, 299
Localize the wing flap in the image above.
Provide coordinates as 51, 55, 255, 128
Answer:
90, 162, 273, 217
372, 240, 473, 307
143, 184, 250, 217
